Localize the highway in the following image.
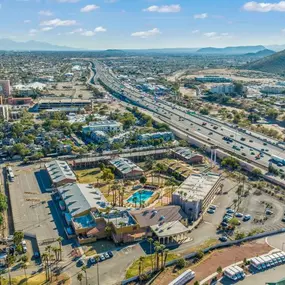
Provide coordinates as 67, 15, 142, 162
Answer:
91, 60, 285, 170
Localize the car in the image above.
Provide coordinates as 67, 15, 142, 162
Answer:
226, 209, 235, 214
266, 209, 273, 215
21, 240, 27, 246
278, 163, 283, 167
219, 236, 228, 242
242, 153, 246, 156
22, 245, 27, 253
280, 169, 284, 173
282, 217, 285, 223
77, 259, 85, 267
235, 213, 243, 218
88, 257, 96, 265
263, 142, 267, 146
241, 137, 246, 141
100, 254, 105, 261
34, 252, 40, 259
243, 214, 251, 221
186, 128, 189, 131
209, 132, 213, 135
104, 252, 110, 259
251, 152, 255, 155
249, 140, 253, 143
221, 221, 228, 227
209, 205, 217, 210
197, 128, 201, 131
207, 209, 215, 214
107, 251, 113, 258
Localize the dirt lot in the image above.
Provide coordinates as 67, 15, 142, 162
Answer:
153, 241, 272, 285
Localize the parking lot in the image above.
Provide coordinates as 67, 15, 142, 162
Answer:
7, 164, 69, 255
203, 177, 285, 239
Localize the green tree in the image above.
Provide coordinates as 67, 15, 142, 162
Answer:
82, 265, 88, 285
217, 266, 223, 275
196, 250, 204, 260
139, 176, 147, 184
20, 262, 28, 285
0, 193, 8, 212
77, 272, 83, 285
13, 231, 24, 246
176, 258, 186, 269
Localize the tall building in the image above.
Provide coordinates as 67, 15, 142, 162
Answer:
0, 105, 10, 121
0, 80, 11, 97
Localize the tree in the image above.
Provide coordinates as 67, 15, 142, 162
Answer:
77, 272, 83, 285
234, 81, 244, 95
221, 157, 240, 170
13, 231, 24, 246
139, 176, 147, 185
266, 108, 279, 120
229, 217, 240, 226
20, 262, 28, 285
57, 236, 64, 261
194, 281, 200, 285
147, 238, 154, 272
252, 168, 262, 179
199, 108, 209, 115
196, 250, 204, 260
6, 254, 15, 285
82, 265, 88, 285
248, 113, 260, 123
0, 193, 7, 212
176, 258, 186, 269
217, 265, 223, 275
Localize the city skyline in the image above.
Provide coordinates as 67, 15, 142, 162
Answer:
1, 0, 285, 49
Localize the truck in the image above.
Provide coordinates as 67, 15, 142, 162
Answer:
271, 155, 285, 166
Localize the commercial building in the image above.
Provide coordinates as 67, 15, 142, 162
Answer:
195, 76, 232, 83
33, 98, 92, 111
45, 160, 77, 187
109, 157, 144, 179
13, 82, 46, 96
171, 147, 204, 164
0, 80, 11, 97
260, 85, 285, 94
82, 120, 123, 134
7, 97, 33, 106
130, 205, 189, 244
172, 173, 221, 221
210, 84, 235, 94
0, 105, 10, 120
138, 131, 174, 142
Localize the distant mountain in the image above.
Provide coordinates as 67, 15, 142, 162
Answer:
197, 45, 266, 55
242, 49, 285, 74
0, 38, 82, 51
244, 49, 275, 57
123, 48, 199, 54
265, 44, 285, 52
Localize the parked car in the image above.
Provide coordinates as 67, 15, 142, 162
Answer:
209, 205, 217, 210
77, 259, 85, 267
108, 251, 113, 258
207, 209, 215, 214
243, 214, 251, 221
235, 213, 243, 218
104, 252, 110, 259
226, 209, 235, 214
219, 236, 228, 242
88, 257, 96, 265
100, 254, 105, 261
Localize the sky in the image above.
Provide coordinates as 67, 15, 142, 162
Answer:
0, 0, 285, 49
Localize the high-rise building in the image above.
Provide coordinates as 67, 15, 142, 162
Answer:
0, 80, 11, 97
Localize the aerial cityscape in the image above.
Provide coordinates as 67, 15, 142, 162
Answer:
1, 0, 285, 285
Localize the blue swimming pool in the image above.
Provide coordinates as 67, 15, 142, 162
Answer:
127, 190, 154, 204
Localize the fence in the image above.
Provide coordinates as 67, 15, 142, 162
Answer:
121, 227, 285, 285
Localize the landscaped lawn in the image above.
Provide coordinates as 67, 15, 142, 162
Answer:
75, 168, 101, 183
125, 253, 180, 279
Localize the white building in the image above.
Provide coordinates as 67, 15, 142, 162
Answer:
210, 84, 235, 94
82, 120, 123, 134
0, 105, 10, 121
260, 85, 285, 94
172, 173, 221, 221
13, 82, 46, 96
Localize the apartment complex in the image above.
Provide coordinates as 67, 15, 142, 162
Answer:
82, 120, 123, 134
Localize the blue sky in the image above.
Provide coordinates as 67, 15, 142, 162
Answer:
0, 0, 285, 49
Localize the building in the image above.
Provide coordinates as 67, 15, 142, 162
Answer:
0, 105, 10, 120
82, 120, 123, 134
260, 85, 285, 94
45, 160, 77, 187
0, 80, 11, 97
109, 157, 144, 179
90, 131, 109, 143
7, 97, 33, 106
138, 131, 174, 142
172, 173, 221, 221
13, 82, 46, 96
33, 98, 92, 111
130, 205, 189, 244
172, 148, 204, 164
210, 84, 235, 94
195, 76, 232, 83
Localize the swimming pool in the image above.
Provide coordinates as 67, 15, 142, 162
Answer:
127, 190, 154, 204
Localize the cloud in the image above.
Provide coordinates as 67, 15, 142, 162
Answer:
39, 10, 53, 16
56, 0, 80, 2
94, 26, 106, 32
192, 30, 200, 34
204, 32, 231, 40
143, 5, 181, 13
24, 20, 31, 24
131, 28, 161, 38
243, 1, 285, 12
41, 27, 54, 31
29, 29, 37, 36
80, 4, 100, 12
194, 13, 208, 19
40, 18, 77, 27
81, 31, 96, 37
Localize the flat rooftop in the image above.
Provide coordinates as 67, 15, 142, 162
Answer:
175, 173, 220, 202
151, 221, 188, 238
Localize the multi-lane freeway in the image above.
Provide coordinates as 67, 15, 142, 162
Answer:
91, 60, 285, 170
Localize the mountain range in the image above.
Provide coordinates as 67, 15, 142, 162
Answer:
196, 45, 267, 55
0, 38, 81, 51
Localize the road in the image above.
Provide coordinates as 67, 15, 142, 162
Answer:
92, 60, 285, 171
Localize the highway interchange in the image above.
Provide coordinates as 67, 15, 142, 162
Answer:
91, 60, 285, 171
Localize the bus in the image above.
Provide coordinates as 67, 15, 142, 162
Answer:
6, 166, 14, 182
168, 270, 195, 285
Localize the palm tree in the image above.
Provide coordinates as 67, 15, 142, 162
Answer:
57, 237, 64, 261
94, 254, 100, 285
6, 254, 15, 285
153, 241, 161, 271
159, 244, 166, 270
20, 262, 28, 285
105, 206, 112, 223
52, 246, 59, 262
118, 221, 125, 243
41, 252, 49, 281
162, 248, 169, 269
147, 238, 154, 272
0, 269, 6, 285
82, 265, 88, 285
77, 272, 83, 285
133, 196, 138, 208
138, 256, 145, 281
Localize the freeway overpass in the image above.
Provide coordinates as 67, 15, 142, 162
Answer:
91, 60, 285, 171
